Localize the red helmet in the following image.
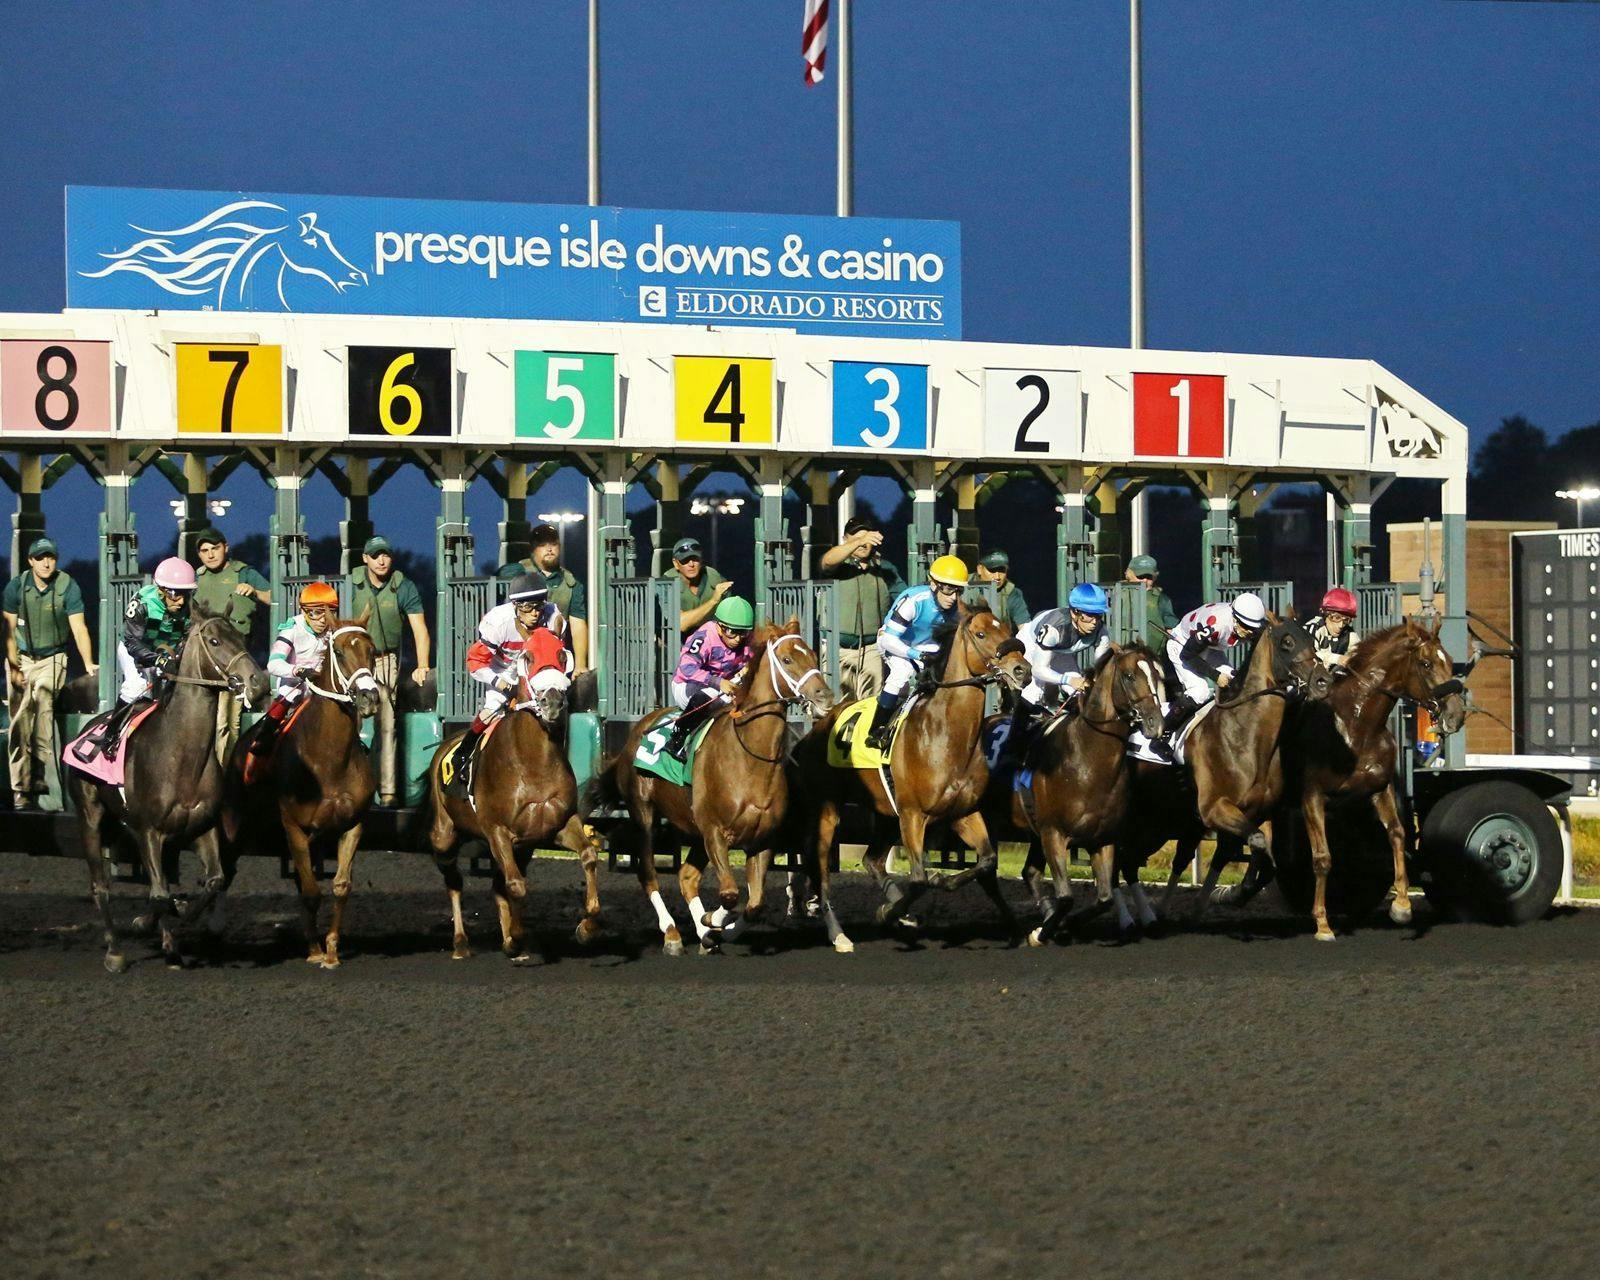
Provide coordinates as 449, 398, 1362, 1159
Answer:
1320, 586, 1358, 618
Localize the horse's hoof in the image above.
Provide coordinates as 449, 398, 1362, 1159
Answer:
1027, 927, 1046, 948
874, 903, 894, 926
305, 951, 327, 966
132, 913, 157, 935
1389, 900, 1413, 925
899, 915, 920, 932
509, 951, 536, 966
103, 952, 127, 974
319, 954, 341, 970
451, 946, 472, 961
698, 942, 721, 957
663, 938, 684, 957
1211, 885, 1238, 905
574, 921, 601, 947
1314, 929, 1337, 943
832, 935, 855, 954
163, 952, 187, 970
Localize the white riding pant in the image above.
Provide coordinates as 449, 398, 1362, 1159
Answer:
1021, 677, 1065, 709
670, 679, 725, 712
880, 652, 921, 698
476, 667, 571, 719
115, 644, 148, 704
1171, 660, 1216, 708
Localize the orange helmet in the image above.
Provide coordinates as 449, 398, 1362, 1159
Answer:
299, 581, 339, 609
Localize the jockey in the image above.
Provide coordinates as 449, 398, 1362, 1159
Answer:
96, 557, 197, 753
1009, 583, 1112, 754
245, 582, 339, 765
661, 595, 755, 761
1160, 591, 1268, 745
864, 554, 968, 750
453, 574, 573, 777
1309, 586, 1361, 668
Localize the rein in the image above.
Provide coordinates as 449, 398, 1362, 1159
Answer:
727, 633, 824, 763
168, 620, 258, 695
306, 625, 377, 706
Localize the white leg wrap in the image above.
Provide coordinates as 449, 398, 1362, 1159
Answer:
1112, 886, 1134, 931
1132, 880, 1158, 926
709, 905, 729, 927
689, 896, 711, 939
648, 889, 675, 934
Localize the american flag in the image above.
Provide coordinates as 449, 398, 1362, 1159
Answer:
803, 0, 829, 86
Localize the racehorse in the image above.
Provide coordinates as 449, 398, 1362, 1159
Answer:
425, 650, 605, 963
68, 612, 270, 972
80, 199, 368, 310
220, 621, 380, 968
1286, 617, 1466, 941
1117, 615, 1330, 923
584, 620, 833, 956
997, 644, 1167, 945
792, 603, 1031, 949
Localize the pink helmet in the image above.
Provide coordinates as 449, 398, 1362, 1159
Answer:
1320, 586, 1358, 618
153, 556, 198, 591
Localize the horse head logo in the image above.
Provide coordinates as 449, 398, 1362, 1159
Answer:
79, 199, 369, 311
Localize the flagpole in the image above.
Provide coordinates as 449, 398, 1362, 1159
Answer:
1128, 0, 1149, 558
588, 0, 602, 206
837, 0, 853, 217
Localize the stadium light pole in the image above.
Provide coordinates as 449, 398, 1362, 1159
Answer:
837, 0, 853, 217
1556, 487, 1600, 529
538, 511, 586, 564
1128, 0, 1149, 560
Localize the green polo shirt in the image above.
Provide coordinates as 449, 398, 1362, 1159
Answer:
1143, 586, 1179, 650
830, 558, 904, 646
194, 559, 269, 633
348, 568, 424, 655
964, 578, 1030, 628
504, 560, 587, 621
665, 564, 726, 626
3, 571, 84, 657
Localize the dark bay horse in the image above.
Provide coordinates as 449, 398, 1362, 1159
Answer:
69, 613, 270, 972
1116, 616, 1330, 920
220, 622, 380, 968
792, 603, 1031, 949
585, 620, 833, 956
426, 655, 604, 963
1287, 617, 1466, 940
995, 644, 1166, 945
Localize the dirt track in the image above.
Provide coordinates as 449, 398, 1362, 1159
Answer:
3, 848, 1597, 1279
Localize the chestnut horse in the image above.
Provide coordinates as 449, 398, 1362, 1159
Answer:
69, 612, 270, 971
220, 622, 380, 968
425, 652, 604, 963
997, 644, 1166, 946
1286, 617, 1466, 941
792, 603, 1031, 950
584, 620, 834, 955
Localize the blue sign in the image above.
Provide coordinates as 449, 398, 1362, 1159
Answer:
65, 187, 961, 339
831, 361, 929, 451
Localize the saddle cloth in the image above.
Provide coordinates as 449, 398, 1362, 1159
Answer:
633, 710, 714, 787
826, 696, 916, 770
62, 702, 161, 786
240, 700, 312, 786
1127, 700, 1214, 767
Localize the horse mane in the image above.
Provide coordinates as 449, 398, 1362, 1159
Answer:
733, 619, 798, 705
1341, 620, 1425, 678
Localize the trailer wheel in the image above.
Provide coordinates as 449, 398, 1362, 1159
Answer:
1271, 806, 1395, 921
1419, 781, 1562, 925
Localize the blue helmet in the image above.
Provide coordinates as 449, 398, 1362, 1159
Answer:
1068, 583, 1109, 616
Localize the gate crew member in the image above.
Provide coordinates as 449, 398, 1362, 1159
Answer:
1309, 587, 1361, 669
820, 514, 903, 701
192, 527, 270, 762
667, 537, 732, 635
502, 522, 589, 672
970, 549, 1031, 629
661, 595, 754, 761
98, 557, 197, 754
1009, 584, 1112, 755
4, 538, 95, 808
348, 536, 430, 807
452, 574, 572, 786
864, 554, 969, 751
1160, 591, 1267, 749
1126, 554, 1180, 651
245, 581, 338, 769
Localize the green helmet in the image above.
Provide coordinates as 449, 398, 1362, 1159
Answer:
714, 595, 755, 629
1128, 554, 1159, 577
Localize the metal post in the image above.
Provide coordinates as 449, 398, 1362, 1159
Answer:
97, 447, 139, 712
837, 0, 853, 217
1127, 0, 1149, 562
11, 454, 46, 576
268, 449, 308, 632
1441, 476, 1469, 768
907, 461, 942, 582
341, 455, 373, 577
588, 0, 601, 207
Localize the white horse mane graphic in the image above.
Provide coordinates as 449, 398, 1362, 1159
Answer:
79, 199, 368, 310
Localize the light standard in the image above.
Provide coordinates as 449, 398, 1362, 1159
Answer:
690, 495, 745, 567
1556, 487, 1600, 528
537, 510, 585, 564
170, 498, 232, 524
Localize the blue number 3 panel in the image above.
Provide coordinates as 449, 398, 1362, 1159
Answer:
831, 361, 928, 451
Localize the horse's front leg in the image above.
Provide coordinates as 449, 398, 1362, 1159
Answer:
1031, 828, 1074, 947
77, 788, 125, 973
323, 822, 365, 969
810, 799, 853, 953
678, 846, 720, 953
280, 815, 326, 966
632, 798, 683, 957
720, 845, 771, 945
1372, 783, 1414, 925
1021, 837, 1054, 921
131, 827, 185, 968
950, 811, 1020, 944
876, 810, 932, 928
1159, 835, 1200, 917
484, 827, 532, 964
554, 815, 603, 947
1303, 789, 1336, 941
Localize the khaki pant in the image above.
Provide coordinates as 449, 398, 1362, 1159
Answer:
832, 643, 884, 703
373, 652, 401, 803
214, 689, 242, 764
7, 652, 67, 798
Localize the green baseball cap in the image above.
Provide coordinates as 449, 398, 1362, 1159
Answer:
979, 550, 1010, 571
1128, 554, 1159, 576
26, 537, 57, 559
195, 527, 227, 549
671, 537, 704, 561
363, 536, 393, 556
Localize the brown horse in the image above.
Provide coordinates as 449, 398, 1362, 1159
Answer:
1115, 616, 1330, 920
426, 656, 604, 963
997, 644, 1167, 946
1287, 617, 1466, 941
792, 603, 1031, 949
220, 622, 380, 968
585, 620, 834, 955
69, 612, 270, 971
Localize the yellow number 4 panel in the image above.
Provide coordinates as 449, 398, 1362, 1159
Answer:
175, 344, 284, 435
674, 356, 773, 444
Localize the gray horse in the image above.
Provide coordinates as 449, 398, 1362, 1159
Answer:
68, 611, 269, 971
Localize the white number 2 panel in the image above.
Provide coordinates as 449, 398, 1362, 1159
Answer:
982, 369, 1081, 459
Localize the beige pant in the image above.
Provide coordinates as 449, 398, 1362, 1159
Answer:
214, 689, 242, 764
373, 652, 400, 802
7, 652, 67, 797
833, 643, 884, 702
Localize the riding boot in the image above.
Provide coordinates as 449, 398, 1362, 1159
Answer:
863, 692, 899, 751
664, 700, 712, 761
86, 698, 148, 761
1162, 694, 1199, 738
1002, 699, 1041, 768
446, 716, 490, 798
243, 696, 293, 771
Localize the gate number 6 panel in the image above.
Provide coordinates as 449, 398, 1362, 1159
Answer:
348, 346, 453, 437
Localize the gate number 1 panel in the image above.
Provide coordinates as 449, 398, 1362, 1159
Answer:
982, 368, 1081, 458
831, 361, 928, 451
1132, 372, 1225, 458
348, 346, 453, 437
175, 343, 284, 435
0, 339, 113, 434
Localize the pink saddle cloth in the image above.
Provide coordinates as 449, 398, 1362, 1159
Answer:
63, 704, 160, 787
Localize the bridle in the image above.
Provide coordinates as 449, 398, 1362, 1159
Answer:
306, 624, 379, 705
728, 633, 830, 761
167, 616, 262, 704
1079, 651, 1163, 737
925, 622, 1027, 693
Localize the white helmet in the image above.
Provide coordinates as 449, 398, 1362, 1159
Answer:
1231, 592, 1267, 630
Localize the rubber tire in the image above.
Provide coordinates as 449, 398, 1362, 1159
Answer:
1419, 781, 1562, 925
1272, 804, 1395, 921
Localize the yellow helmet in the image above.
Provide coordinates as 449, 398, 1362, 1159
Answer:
928, 555, 969, 587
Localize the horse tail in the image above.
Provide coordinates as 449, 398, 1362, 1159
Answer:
580, 753, 624, 822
